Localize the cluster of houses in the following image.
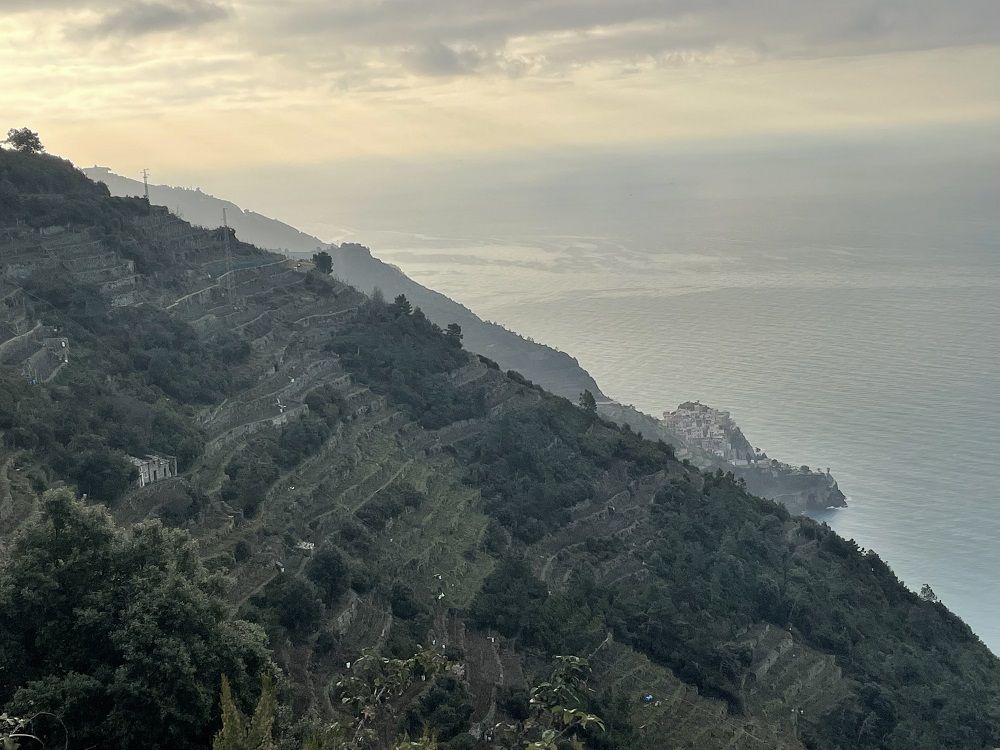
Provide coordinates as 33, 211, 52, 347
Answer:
661, 401, 763, 465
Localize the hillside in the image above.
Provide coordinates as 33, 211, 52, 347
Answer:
329, 242, 607, 402
86, 167, 607, 403
87, 167, 842, 513
83, 166, 325, 256
2, 150, 999, 750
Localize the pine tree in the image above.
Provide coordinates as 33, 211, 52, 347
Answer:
392, 294, 413, 316
312, 251, 333, 275
213, 674, 277, 750
445, 323, 463, 346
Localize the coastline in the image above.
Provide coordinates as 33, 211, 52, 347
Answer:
597, 400, 847, 515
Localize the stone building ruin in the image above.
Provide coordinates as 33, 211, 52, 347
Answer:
129, 454, 179, 488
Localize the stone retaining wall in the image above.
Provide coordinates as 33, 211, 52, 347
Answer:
203, 403, 310, 457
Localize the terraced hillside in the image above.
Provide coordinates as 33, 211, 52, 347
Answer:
89, 167, 848, 518
2, 151, 1000, 750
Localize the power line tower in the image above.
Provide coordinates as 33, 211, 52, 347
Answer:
222, 208, 238, 308
141, 169, 150, 201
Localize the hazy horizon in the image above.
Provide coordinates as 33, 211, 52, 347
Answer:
79, 120, 1000, 252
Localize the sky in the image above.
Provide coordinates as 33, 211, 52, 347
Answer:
2, 0, 1000, 181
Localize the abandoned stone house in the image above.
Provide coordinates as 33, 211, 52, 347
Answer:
129, 453, 178, 488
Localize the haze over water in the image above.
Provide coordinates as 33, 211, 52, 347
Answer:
218, 128, 1000, 650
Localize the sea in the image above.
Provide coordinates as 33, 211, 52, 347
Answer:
221, 125, 1000, 650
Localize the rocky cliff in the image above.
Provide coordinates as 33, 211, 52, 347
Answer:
597, 401, 846, 514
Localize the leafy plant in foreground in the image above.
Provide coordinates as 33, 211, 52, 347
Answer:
491, 656, 605, 750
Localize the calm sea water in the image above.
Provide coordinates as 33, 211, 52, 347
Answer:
238, 129, 1000, 649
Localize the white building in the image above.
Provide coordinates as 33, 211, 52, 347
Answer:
129, 453, 178, 488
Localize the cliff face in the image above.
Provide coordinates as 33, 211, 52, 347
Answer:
735, 464, 846, 515
3, 151, 1000, 749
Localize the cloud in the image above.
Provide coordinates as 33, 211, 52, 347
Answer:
76, 0, 230, 38
399, 42, 545, 78
205, 0, 997, 84
404, 43, 485, 76
8, 1, 1000, 62
0, 0, 90, 11
2, 0, 999, 168
13, 1, 999, 84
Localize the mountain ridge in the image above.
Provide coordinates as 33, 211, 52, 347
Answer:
83, 166, 326, 256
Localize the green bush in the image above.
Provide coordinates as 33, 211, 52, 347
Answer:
355, 482, 425, 530
253, 575, 323, 641
0, 490, 269, 750
327, 299, 485, 429
305, 544, 350, 604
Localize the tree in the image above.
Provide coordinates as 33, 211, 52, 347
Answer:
919, 584, 939, 603
63, 435, 138, 502
445, 323, 463, 347
0, 489, 270, 750
331, 648, 451, 748
4, 128, 43, 154
578, 389, 597, 414
212, 674, 277, 750
392, 295, 413, 316
261, 575, 323, 637
312, 251, 333, 275
306, 544, 350, 604
491, 656, 605, 750
0, 712, 46, 748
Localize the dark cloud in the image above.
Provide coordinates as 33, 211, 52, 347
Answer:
77, 0, 230, 38
9, 0, 998, 87
8, 1, 1000, 58
264, 0, 1000, 76
404, 43, 485, 76
0, 0, 88, 11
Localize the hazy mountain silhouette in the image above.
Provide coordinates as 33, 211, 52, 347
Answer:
84, 166, 325, 256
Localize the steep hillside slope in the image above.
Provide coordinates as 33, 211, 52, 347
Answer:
85, 167, 843, 514
330, 242, 607, 402
3, 151, 998, 750
85, 167, 608, 403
